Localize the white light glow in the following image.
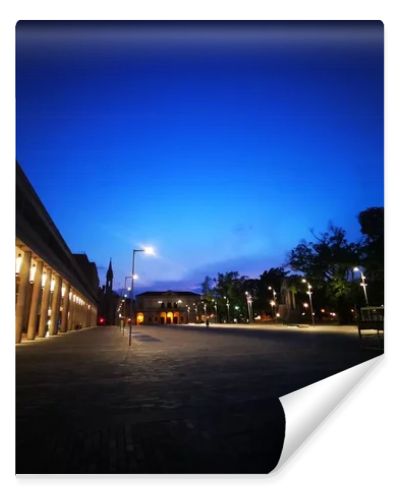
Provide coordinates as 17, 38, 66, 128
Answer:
29, 262, 37, 284
143, 246, 155, 255
41, 270, 47, 288
16, 253, 23, 274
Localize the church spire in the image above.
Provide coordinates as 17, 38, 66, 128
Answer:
106, 258, 113, 294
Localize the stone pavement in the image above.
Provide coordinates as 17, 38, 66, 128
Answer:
16, 324, 382, 474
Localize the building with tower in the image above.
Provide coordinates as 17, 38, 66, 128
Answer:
97, 259, 119, 325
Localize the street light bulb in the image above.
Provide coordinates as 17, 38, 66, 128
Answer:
143, 246, 155, 255
133, 274, 139, 280
302, 278, 307, 283
353, 267, 359, 272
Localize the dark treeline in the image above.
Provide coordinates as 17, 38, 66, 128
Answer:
201, 207, 384, 324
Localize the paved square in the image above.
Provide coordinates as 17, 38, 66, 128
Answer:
16, 324, 381, 473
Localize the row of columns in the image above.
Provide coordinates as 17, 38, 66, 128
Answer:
15, 246, 98, 344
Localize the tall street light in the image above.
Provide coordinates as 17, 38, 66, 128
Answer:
224, 296, 230, 323
212, 299, 218, 323
302, 278, 315, 325
245, 291, 253, 323
129, 246, 155, 346
268, 286, 277, 320
353, 267, 369, 306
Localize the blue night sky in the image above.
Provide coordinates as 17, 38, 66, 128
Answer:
16, 21, 383, 293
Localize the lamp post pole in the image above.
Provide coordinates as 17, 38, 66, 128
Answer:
213, 299, 218, 323
245, 291, 253, 323
128, 246, 155, 346
302, 279, 315, 325
224, 296, 230, 323
122, 276, 132, 335
129, 249, 142, 346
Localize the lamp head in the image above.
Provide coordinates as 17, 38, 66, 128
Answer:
143, 246, 155, 255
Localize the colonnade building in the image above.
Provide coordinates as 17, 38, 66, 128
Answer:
16, 163, 99, 344
132, 291, 202, 325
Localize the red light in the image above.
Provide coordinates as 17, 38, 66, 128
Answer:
99, 317, 105, 324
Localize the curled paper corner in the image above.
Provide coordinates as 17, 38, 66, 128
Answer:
275, 355, 383, 471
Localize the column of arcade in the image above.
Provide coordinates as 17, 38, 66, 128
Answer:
15, 246, 97, 344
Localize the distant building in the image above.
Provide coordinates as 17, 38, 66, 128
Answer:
15, 163, 99, 343
135, 291, 202, 325
72, 253, 100, 298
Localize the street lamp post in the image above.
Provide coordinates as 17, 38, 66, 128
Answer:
122, 276, 132, 336
353, 267, 369, 306
245, 291, 253, 323
212, 299, 218, 323
224, 296, 230, 323
302, 279, 315, 325
268, 286, 277, 320
128, 246, 155, 346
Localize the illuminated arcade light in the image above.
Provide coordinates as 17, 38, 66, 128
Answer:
29, 262, 37, 284
15, 253, 23, 274
50, 277, 56, 293
41, 269, 47, 288
61, 285, 66, 297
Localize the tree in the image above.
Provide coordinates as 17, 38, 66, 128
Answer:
213, 271, 248, 322
357, 207, 384, 305
288, 224, 360, 323
258, 267, 288, 316
200, 275, 215, 299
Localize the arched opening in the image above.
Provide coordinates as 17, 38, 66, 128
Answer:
136, 312, 144, 324
160, 311, 166, 324
166, 311, 173, 324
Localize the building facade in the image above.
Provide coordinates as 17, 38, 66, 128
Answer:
134, 291, 202, 325
16, 163, 99, 343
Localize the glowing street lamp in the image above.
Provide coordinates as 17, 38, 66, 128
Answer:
353, 267, 369, 306
268, 286, 277, 301
302, 278, 315, 325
